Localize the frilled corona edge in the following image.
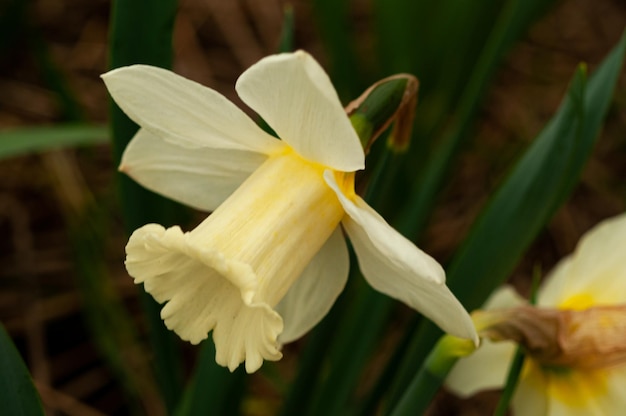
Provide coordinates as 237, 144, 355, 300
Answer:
126, 224, 283, 373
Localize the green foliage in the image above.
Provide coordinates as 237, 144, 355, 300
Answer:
108, 0, 189, 411
0, 325, 44, 416
175, 342, 246, 416
4, 0, 624, 415
0, 125, 108, 160
295, 1, 562, 414
388, 29, 626, 408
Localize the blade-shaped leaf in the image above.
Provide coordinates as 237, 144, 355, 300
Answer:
389, 30, 626, 406
109, 0, 187, 411
0, 124, 108, 159
0, 324, 44, 416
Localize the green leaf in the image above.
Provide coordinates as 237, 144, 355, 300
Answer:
389, 29, 626, 406
0, 324, 44, 416
493, 266, 540, 415
390, 335, 475, 416
294, 2, 554, 412
108, 0, 187, 411
312, 0, 365, 97
397, 0, 554, 238
451, 33, 625, 310
277, 4, 295, 53
174, 342, 245, 416
0, 124, 108, 160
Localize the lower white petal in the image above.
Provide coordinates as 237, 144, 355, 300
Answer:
445, 287, 529, 399
121, 129, 267, 211
445, 339, 516, 397
542, 368, 607, 416
275, 226, 349, 344
324, 171, 477, 342
511, 361, 549, 416
597, 366, 626, 414
125, 224, 283, 373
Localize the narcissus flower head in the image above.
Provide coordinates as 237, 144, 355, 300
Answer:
103, 51, 477, 373
446, 213, 626, 415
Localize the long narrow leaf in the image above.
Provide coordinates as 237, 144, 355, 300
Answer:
317, 0, 545, 414
0, 324, 44, 416
312, 0, 365, 97
388, 30, 626, 408
398, 0, 554, 238
174, 342, 245, 416
108, 0, 186, 411
0, 125, 108, 159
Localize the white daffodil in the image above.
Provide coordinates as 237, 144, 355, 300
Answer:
103, 50, 477, 373
446, 213, 626, 415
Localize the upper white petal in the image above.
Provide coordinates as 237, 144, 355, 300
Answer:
102, 65, 282, 154
275, 226, 349, 344
482, 285, 528, 310
120, 128, 268, 211
235, 51, 364, 171
538, 212, 626, 307
324, 172, 477, 342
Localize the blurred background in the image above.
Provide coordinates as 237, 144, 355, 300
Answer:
1, 0, 625, 414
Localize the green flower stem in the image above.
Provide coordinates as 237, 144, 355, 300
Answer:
493, 267, 539, 415
494, 347, 525, 416
174, 342, 246, 416
390, 335, 475, 416
301, 79, 416, 415
278, 70, 418, 416
277, 293, 347, 416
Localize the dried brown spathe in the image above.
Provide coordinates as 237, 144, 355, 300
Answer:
475, 304, 626, 370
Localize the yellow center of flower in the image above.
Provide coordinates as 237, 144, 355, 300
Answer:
559, 293, 595, 310
521, 359, 610, 409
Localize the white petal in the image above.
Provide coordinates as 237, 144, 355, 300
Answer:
120, 128, 267, 211
446, 286, 527, 397
511, 361, 549, 416
235, 51, 364, 171
125, 224, 283, 373
482, 285, 527, 310
275, 227, 349, 344
597, 366, 626, 414
324, 172, 477, 342
538, 213, 626, 308
102, 65, 283, 154
445, 339, 516, 397
542, 369, 607, 416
